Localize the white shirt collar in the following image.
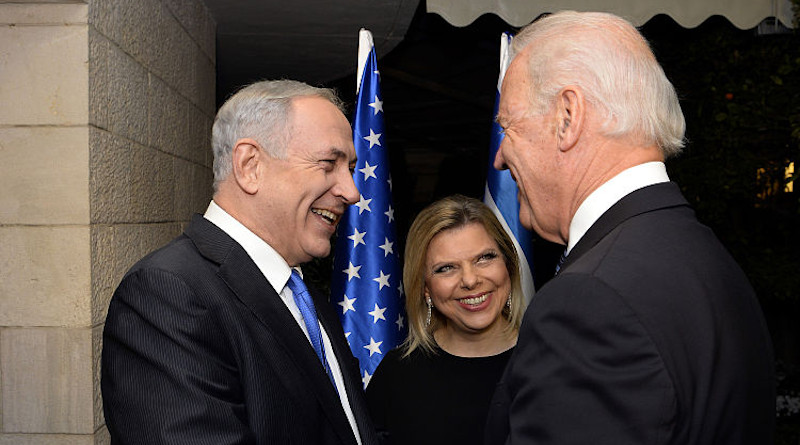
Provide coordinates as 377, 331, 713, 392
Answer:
203, 200, 295, 294
567, 162, 670, 254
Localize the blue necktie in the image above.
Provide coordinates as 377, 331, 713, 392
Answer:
287, 270, 337, 388
555, 249, 568, 274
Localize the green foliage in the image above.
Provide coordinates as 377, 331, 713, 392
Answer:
648, 16, 800, 302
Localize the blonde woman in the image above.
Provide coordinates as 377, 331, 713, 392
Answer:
366, 195, 525, 445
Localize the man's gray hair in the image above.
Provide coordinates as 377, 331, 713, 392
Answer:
511, 11, 686, 157
211, 80, 346, 192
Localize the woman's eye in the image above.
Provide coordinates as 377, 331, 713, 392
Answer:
479, 252, 498, 262
434, 265, 453, 274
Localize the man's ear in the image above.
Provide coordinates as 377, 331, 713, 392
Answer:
556, 86, 584, 152
231, 138, 262, 195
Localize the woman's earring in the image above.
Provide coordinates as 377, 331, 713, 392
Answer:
506, 292, 512, 310
425, 297, 432, 327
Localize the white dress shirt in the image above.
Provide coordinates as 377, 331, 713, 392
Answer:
567, 162, 670, 254
204, 201, 362, 444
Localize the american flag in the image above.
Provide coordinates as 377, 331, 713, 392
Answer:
330, 29, 407, 388
484, 32, 536, 304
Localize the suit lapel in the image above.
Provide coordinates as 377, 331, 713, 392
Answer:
185, 215, 359, 445
562, 182, 689, 272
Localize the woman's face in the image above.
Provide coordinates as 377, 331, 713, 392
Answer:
424, 222, 512, 338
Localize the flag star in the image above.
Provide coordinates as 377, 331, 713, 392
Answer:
368, 303, 387, 323
384, 205, 395, 223
397, 281, 404, 296
373, 270, 391, 290
364, 337, 383, 357
345, 332, 351, 339
348, 227, 366, 247
355, 194, 372, 214
395, 313, 405, 330
379, 237, 394, 257
363, 129, 382, 148
362, 369, 373, 388
342, 262, 361, 281
368, 95, 384, 115
387, 177, 393, 191
338, 294, 356, 314
359, 161, 378, 181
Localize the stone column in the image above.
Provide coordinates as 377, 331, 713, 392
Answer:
0, 1, 215, 443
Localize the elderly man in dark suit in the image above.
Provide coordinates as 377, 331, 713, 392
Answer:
102, 80, 378, 445
486, 11, 775, 445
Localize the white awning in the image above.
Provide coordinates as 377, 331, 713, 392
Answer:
427, 0, 794, 29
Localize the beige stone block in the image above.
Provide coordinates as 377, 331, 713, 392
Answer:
0, 3, 87, 25
1, 328, 93, 433
92, 0, 159, 64
0, 24, 88, 126
0, 434, 95, 445
186, 102, 212, 165
192, 163, 213, 215
147, 75, 188, 157
95, 425, 110, 445
89, 127, 131, 224
163, 0, 215, 61
199, 4, 216, 63
107, 43, 147, 146
190, 44, 216, 115
92, 325, 103, 430
130, 144, 173, 222
0, 226, 91, 327
90, 225, 116, 326
0, 127, 89, 225
89, 29, 110, 130
173, 157, 194, 221
149, 10, 193, 99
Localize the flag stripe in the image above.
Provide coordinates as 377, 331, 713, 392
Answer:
484, 32, 536, 304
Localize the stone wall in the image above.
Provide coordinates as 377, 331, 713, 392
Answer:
0, 1, 215, 443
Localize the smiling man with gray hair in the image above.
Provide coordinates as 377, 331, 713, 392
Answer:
102, 80, 378, 445
486, 11, 775, 445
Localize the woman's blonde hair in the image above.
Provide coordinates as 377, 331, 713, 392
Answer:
402, 195, 525, 356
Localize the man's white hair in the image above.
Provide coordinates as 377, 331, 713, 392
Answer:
511, 11, 686, 156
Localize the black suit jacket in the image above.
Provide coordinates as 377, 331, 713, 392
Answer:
485, 182, 775, 445
102, 215, 378, 445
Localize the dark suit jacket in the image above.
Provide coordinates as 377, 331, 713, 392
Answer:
102, 215, 378, 445
485, 182, 775, 445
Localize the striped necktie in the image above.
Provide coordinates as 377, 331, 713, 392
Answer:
287, 270, 337, 388
555, 249, 568, 275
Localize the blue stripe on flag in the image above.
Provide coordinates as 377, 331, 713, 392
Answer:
484, 32, 536, 303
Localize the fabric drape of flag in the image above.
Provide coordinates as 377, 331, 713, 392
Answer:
330, 29, 407, 389
484, 32, 536, 304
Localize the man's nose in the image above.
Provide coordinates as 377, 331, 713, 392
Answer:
493, 142, 508, 171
